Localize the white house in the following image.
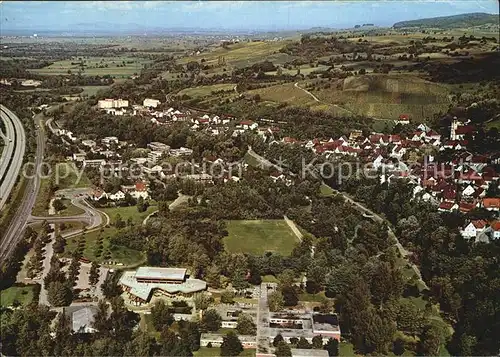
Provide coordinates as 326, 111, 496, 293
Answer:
109, 190, 126, 201
461, 220, 487, 239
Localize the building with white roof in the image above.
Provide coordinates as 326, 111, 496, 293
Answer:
143, 98, 161, 108
69, 306, 98, 334
119, 266, 207, 304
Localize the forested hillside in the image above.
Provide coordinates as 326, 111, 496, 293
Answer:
393, 12, 499, 29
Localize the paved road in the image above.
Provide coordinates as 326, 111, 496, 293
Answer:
0, 105, 27, 210
0, 108, 43, 265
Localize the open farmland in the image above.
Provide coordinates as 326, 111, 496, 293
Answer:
308, 74, 451, 121
224, 219, 299, 255
178, 83, 236, 98
247, 82, 316, 106
29, 56, 151, 78
178, 40, 294, 70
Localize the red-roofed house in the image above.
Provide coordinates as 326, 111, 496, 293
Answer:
482, 198, 500, 212
461, 220, 488, 239
438, 201, 456, 212
132, 181, 149, 200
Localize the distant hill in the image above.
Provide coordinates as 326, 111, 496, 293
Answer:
393, 12, 499, 29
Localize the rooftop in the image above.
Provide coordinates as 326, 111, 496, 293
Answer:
71, 306, 98, 333
291, 349, 329, 357
135, 267, 187, 281
120, 270, 206, 301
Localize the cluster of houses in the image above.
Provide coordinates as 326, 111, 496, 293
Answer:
276, 120, 500, 242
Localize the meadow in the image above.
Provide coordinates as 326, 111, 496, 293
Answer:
0, 285, 36, 307
29, 56, 151, 78
63, 205, 157, 266
224, 219, 299, 255
176, 40, 294, 73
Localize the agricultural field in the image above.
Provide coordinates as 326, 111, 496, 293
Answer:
305, 74, 451, 122
224, 219, 299, 255
79, 85, 112, 96
178, 83, 236, 98
177, 40, 294, 72
246, 82, 316, 107
29, 56, 151, 78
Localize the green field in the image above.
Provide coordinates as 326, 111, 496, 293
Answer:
247, 83, 316, 107
79, 85, 112, 96
55, 198, 86, 216
178, 83, 236, 98
310, 74, 451, 122
179, 41, 292, 68
64, 205, 157, 266
30, 56, 150, 78
224, 220, 299, 255
56, 162, 91, 189
319, 182, 335, 197
0, 285, 36, 307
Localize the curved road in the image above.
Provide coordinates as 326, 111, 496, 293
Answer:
0, 105, 26, 210
0, 107, 44, 264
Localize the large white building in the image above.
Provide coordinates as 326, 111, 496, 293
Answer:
143, 98, 161, 108
98, 98, 129, 109
119, 267, 207, 304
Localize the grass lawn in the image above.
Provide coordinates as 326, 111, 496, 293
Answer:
32, 177, 51, 216
194, 347, 255, 357
55, 198, 86, 216
56, 162, 91, 189
261, 275, 279, 283
298, 291, 327, 303
339, 342, 356, 357
319, 182, 335, 197
0, 285, 36, 307
63, 205, 157, 266
224, 220, 299, 256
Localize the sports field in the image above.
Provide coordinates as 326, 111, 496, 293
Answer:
224, 219, 299, 255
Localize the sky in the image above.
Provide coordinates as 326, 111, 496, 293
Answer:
1, 1, 499, 32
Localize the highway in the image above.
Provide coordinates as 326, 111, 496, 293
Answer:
0, 107, 44, 265
0, 105, 27, 210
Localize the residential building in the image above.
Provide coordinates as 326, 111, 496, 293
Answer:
109, 190, 125, 201
148, 142, 171, 153
119, 267, 207, 304
461, 220, 488, 239
200, 334, 256, 349
148, 151, 164, 164
291, 349, 329, 357
143, 98, 161, 108
98, 98, 129, 109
